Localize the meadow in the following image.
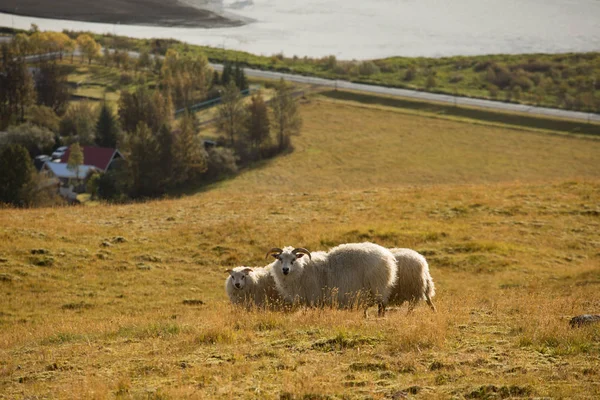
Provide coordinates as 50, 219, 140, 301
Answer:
1, 95, 600, 398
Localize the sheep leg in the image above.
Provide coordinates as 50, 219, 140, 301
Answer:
406, 300, 417, 314
426, 295, 437, 312
378, 302, 386, 317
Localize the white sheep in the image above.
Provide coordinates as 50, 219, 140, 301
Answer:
388, 248, 436, 312
266, 242, 398, 315
225, 265, 282, 309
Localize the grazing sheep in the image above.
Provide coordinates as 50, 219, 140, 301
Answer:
225, 265, 282, 309
266, 242, 398, 315
388, 248, 436, 312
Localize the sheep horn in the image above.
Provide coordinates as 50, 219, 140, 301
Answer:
292, 248, 312, 260
265, 247, 283, 259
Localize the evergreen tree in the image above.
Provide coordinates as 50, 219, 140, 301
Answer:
0, 144, 34, 206
125, 122, 161, 197
95, 102, 119, 148
235, 62, 248, 90
271, 79, 302, 151
212, 70, 220, 88
221, 61, 233, 86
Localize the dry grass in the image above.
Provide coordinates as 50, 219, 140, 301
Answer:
1, 97, 600, 399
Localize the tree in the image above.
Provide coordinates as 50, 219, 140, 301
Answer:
137, 49, 152, 71
118, 87, 172, 134
2, 123, 55, 157
46, 32, 73, 60
35, 61, 71, 115
60, 102, 98, 145
172, 112, 207, 186
244, 91, 270, 158
0, 45, 36, 129
212, 70, 220, 87
76, 34, 100, 64
95, 102, 119, 148
234, 62, 248, 90
67, 142, 84, 182
156, 123, 175, 190
13, 33, 31, 56
125, 122, 161, 197
425, 74, 437, 89
0, 144, 34, 206
27, 105, 61, 133
271, 79, 302, 151
216, 81, 246, 147
221, 61, 233, 86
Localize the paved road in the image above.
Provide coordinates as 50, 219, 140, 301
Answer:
209, 63, 600, 123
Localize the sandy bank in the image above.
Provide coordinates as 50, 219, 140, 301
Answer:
0, 0, 244, 28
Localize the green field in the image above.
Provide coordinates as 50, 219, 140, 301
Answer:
1, 96, 599, 399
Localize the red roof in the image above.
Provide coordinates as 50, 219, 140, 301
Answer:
61, 146, 121, 171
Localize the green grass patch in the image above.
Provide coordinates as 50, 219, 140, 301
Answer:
320, 90, 600, 136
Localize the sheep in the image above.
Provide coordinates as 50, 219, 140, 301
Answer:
266, 242, 398, 315
225, 265, 282, 309
388, 248, 436, 312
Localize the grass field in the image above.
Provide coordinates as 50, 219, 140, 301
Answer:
1, 97, 600, 399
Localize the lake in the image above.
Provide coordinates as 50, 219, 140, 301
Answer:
1, 0, 599, 59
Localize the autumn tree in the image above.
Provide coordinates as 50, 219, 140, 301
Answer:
35, 61, 71, 115
172, 112, 207, 186
76, 34, 101, 64
137, 49, 152, 71
0, 44, 36, 129
244, 91, 270, 158
59, 101, 98, 145
67, 142, 84, 182
12, 33, 31, 56
271, 79, 302, 151
27, 105, 61, 133
118, 87, 173, 134
216, 81, 246, 147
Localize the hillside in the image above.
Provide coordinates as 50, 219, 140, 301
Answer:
1, 97, 599, 399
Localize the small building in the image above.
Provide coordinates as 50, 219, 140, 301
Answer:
41, 162, 99, 201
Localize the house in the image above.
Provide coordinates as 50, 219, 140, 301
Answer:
40, 146, 124, 201
41, 162, 99, 201
59, 146, 124, 172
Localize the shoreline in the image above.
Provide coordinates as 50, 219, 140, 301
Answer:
0, 0, 244, 29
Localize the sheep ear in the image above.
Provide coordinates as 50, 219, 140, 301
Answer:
242, 268, 253, 274
225, 269, 233, 275
296, 253, 305, 259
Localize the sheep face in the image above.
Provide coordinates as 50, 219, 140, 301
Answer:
266, 247, 312, 277
226, 267, 253, 290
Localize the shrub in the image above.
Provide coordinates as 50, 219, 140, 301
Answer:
358, 61, 380, 76
203, 147, 238, 182
449, 73, 464, 83
404, 66, 417, 81
119, 72, 134, 85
